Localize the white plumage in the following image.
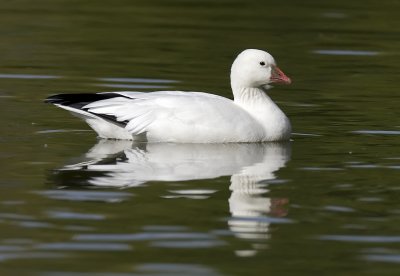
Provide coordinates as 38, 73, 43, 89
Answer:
46, 49, 292, 143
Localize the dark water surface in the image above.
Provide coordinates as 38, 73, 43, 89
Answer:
1, 0, 400, 275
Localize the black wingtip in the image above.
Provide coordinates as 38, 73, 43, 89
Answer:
44, 93, 108, 106
44, 93, 128, 105
44, 94, 66, 104
44, 92, 132, 111
44, 92, 131, 127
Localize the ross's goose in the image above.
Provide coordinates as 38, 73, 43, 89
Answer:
45, 49, 292, 143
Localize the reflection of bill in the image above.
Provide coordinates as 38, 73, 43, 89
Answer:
53, 140, 291, 255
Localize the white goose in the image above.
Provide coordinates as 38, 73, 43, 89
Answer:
46, 49, 292, 143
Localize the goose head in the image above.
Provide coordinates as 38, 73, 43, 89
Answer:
230, 49, 291, 90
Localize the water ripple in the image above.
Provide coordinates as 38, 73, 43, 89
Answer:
292, 132, 322, 137
228, 216, 294, 224
98, 77, 178, 83
34, 190, 132, 203
0, 73, 61, 79
313, 50, 380, 56
0, 213, 33, 220
46, 210, 105, 220
0, 252, 66, 262
15, 221, 53, 229
73, 229, 224, 249
323, 205, 355, 213
364, 254, 400, 263
347, 164, 380, 169
168, 189, 217, 195
135, 263, 221, 276
150, 240, 225, 248
299, 167, 344, 171
362, 248, 400, 263
142, 225, 189, 231
36, 129, 91, 134
351, 130, 400, 135
319, 235, 400, 243
165, 189, 217, 199
36, 242, 132, 251
41, 273, 131, 276
74, 232, 214, 242
0, 245, 25, 252
321, 12, 348, 18
161, 195, 210, 200
97, 83, 171, 89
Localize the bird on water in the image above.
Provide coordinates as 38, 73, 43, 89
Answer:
45, 49, 292, 143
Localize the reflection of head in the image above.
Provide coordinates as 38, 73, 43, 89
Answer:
228, 143, 290, 256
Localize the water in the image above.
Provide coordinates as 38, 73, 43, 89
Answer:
1, 0, 400, 275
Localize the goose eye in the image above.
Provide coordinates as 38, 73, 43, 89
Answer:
259, 61, 265, 66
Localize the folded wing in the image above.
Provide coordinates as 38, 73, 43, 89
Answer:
46, 91, 263, 142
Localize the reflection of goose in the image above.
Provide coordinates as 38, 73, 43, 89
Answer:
52, 141, 291, 255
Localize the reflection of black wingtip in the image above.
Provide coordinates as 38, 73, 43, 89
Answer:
46, 169, 108, 189
46, 153, 127, 189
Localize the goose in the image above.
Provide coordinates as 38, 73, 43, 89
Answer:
45, 49, 292, 143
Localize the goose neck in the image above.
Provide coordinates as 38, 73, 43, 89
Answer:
232, 87, 272, 106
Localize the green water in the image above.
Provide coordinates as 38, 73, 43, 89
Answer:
1, 0, 400, 275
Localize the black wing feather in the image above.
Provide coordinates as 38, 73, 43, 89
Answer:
45, 93, 130, 110
45, 93, 132, 127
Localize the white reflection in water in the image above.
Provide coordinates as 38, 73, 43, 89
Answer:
53, 140, 292, 256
